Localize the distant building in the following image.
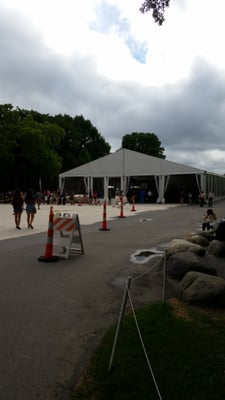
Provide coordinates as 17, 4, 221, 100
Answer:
59, 148, 225, 203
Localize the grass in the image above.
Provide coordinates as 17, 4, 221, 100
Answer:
72, 300, 225, 400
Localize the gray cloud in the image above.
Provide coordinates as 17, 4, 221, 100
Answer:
0, 5, 225, 174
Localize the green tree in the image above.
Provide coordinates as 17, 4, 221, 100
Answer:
122, 132, 165, 158
13, 114, 63, 189
0, 104, 111, 190
51, 114, 110, 171
19, 109, 65, 153
140, 0, 170, 25
0, 104, 20, 189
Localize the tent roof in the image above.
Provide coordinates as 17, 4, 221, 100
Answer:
59, 148, 206, 178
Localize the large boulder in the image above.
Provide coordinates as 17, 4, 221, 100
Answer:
215, 219, 225, 241
208, 240, 225, 257
197, 231, 216, 242
167, 239, 205, 258
177, 271, 225, 307
204, 254, 225, 279
166, 251, 217, 280
186, 234, 209, 247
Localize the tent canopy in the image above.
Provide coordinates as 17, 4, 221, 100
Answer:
59, 148, 224, 203
59, 148, 205, 178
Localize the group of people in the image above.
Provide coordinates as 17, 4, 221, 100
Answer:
179, 190, 215, 206
11, 189, 37, 230
198, 191, 214, 207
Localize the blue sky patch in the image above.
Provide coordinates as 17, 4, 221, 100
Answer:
90, 1, 147, 63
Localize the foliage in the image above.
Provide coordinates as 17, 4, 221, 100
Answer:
48, 114, 111, 171
14, 115, 63, 189
122, 132, 165, 158
0, 104, 166, 191
140, 0, 170, 25
0, 104, 19, 189
0, 104, 111, 191
73, 301, 225, 400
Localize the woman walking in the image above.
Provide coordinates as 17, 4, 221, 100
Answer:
24, 189, 37, 229
11, 190, 24, 229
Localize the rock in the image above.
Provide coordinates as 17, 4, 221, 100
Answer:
166, 251, 217, 280
208, 240, 225, 257
197, 231, 216, 242
215, 219, 225, 241
186, 234, 209, 247
177, 271, 225, 307
167, 239, 205, 257
204, 254, 225, 279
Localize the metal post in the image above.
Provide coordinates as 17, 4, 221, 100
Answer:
108, 276, 132, 372
162, 249, 167, 302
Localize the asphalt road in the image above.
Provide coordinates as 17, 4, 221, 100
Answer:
1, 200, 225, 400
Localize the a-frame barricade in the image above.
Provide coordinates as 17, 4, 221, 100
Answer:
53, 212, 84, 259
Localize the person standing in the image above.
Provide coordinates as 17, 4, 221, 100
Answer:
108, 190, 112, 205
188, 191, 193, 205
24, 189, 36, 229
11, 190, 24, 229
93, 191, 97, 205
88, 190, 93, 205
147, 189, 152, 203
180, 190, 185, 205
199, 190, 206, 207
208, 191, 214, 207
35, 191, 43, 209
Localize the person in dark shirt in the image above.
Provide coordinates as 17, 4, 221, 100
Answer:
11, 190, 24, 229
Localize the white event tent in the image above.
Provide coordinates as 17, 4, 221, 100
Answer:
59, 148, 225, 203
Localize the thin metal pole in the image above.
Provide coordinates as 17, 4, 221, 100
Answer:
108, 276, 132, 372
162, 249, 167, 302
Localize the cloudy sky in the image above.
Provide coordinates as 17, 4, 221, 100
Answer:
1, 0, 225, 174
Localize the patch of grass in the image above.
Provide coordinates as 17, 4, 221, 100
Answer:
72, 301, 225, 400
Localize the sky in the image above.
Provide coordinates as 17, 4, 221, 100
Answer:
0, 0, 225, 174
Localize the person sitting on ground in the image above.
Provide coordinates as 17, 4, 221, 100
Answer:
202, 208, 217, 231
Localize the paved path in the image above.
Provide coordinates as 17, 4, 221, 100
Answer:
0, 202, 179, 240
0, 201, 225, 399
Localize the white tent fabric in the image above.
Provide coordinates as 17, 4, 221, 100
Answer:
59, 148, 205, 178
59, 148, 225, 202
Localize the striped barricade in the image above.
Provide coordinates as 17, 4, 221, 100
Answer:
53, 213, 84, 259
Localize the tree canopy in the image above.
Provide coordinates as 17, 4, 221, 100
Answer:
122, 132, 165, 158
0, 104, 166, 193
140, 0, 170, 25
48, 113, 111, 172
0, 104, 110, 192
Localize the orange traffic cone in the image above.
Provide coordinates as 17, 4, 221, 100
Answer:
130, 195, 136, 212
38, 206, 59, 262
99, 200, 110, 231
118, 196, 126, 218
